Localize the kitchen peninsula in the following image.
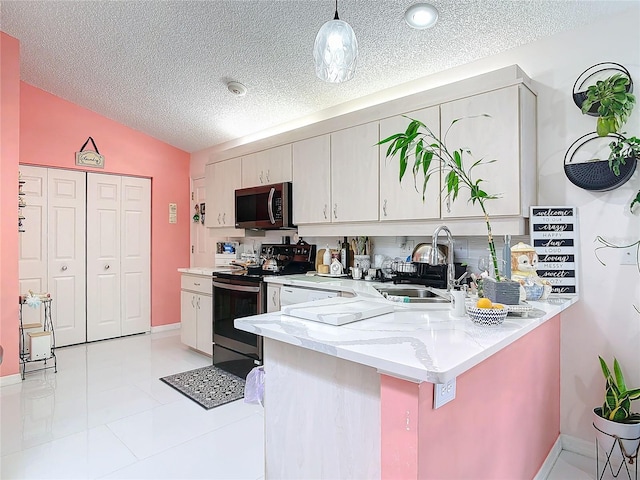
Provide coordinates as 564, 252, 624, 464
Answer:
236, 276, 577, 479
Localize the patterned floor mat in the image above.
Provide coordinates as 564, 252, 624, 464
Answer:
160, 365, 245, 410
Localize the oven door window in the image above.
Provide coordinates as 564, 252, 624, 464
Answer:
213, 285, 259, 350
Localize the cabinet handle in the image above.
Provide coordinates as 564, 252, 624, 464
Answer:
259, 171, 264, 183
222, 212, 226, 224
104, 264, 110, 270
196, 296, 200, 309
272, 290, 277, 305
333, 203, 338, 219
266, 170, 270, 182
383, 199, 388, 217
323, 204, 327, 220
446, 196, 451, 214
217, 213, 221, 224
191, 296, 195, 307
194, 282, 200, 286
61, 265, 68, 271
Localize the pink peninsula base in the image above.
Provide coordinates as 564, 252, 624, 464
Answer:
381, 314, 561, 479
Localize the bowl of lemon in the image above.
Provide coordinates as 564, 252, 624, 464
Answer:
467, 298, 508, 326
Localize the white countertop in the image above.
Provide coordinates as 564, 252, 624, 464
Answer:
236, 274, 578, 383
178, 267, 230, 276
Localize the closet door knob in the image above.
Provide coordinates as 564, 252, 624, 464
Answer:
104, 264, 110, 270
61, 265, 68, 271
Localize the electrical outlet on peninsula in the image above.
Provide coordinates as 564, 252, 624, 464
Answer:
433, 378, 456, 408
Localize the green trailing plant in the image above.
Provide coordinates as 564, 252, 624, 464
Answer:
598, 356, 640, 423
608, 135, 640, 213
378, 115, 502, 279
581, 73, 635, 136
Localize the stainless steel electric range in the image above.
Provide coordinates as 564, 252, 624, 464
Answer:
212, 242, 315, 378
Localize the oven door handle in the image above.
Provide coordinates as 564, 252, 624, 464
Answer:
267, 187, 276, 225
213, 281, 262, 293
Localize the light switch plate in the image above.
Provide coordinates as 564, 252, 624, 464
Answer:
620, 248, 638, 266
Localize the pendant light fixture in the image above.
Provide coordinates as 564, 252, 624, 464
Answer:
313, 0, 358, 83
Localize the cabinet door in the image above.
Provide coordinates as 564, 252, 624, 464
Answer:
267, 284, 281, 313
180, 290, 197, 349
48, 169, 87, 346
242, 144, 292, 187
196, 294, 213, 355
331, 122, 379, 223
440, 86, 521, 218
206, 159, 242, 228
293, 135, 331, 224
379, 107, 441, 221
87, 174, 122, 341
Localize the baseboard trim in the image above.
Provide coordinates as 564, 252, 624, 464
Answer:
0, 373, 22, 387
151, 323, 181, 333
534, 435, 563, 480
560, 433, 596, 459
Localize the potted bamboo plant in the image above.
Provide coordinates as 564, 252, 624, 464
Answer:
593, 357, 640, 460
378, 115, 520, 304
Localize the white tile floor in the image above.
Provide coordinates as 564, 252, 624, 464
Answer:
0, 329, 623, 480
0, 330, 264, 479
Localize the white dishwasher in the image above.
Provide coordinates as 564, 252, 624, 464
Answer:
279, 285, 339, 307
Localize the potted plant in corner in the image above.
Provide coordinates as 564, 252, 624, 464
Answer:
593, 357, 640, 462
378, 115, 520, 304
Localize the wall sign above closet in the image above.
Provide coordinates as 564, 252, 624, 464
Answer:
75, 136, 105, 168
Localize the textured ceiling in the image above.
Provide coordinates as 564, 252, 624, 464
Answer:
1, 1, 635, 153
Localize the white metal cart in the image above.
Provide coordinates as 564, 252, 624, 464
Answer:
19, 294, 57, 380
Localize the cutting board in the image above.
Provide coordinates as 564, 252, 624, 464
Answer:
282, 297, 393, 326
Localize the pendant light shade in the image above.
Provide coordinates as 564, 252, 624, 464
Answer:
313, 1, 358, 83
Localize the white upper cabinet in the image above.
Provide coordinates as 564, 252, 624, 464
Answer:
242, 144, 292, 187
330, 122, 379, 223
379, 106, 441, 221
205, 158, 242, 228
292, 135, 331, 224
439, 85, 537, 219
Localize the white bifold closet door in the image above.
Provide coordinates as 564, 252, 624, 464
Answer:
87, 173, 150, 342
19, 166, 87, 346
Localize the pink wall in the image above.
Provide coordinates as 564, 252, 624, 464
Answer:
0, 33, 21, 378
18, 83, 191, 332
381, 315, 561, 479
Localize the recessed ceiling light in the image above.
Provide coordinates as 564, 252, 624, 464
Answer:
404, 3, 439, 30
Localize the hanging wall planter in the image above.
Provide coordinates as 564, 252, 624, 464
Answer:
573, 62, 634, 116
564, 132, 637, 192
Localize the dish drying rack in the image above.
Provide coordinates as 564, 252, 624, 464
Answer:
390, 261, 468, 289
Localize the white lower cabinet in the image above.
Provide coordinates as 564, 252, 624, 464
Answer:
180, 274, 213, 356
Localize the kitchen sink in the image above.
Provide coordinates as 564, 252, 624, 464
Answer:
374, 285, 451, 304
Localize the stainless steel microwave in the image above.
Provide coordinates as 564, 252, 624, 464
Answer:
235, 182, 294, 229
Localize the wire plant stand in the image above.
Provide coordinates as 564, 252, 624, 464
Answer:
19, 295, 57, 380
594, 421, 639, 480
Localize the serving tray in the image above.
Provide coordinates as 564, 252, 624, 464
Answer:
282, 297, 393, 326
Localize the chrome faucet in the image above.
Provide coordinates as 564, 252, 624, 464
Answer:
431, 225, 455, 291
